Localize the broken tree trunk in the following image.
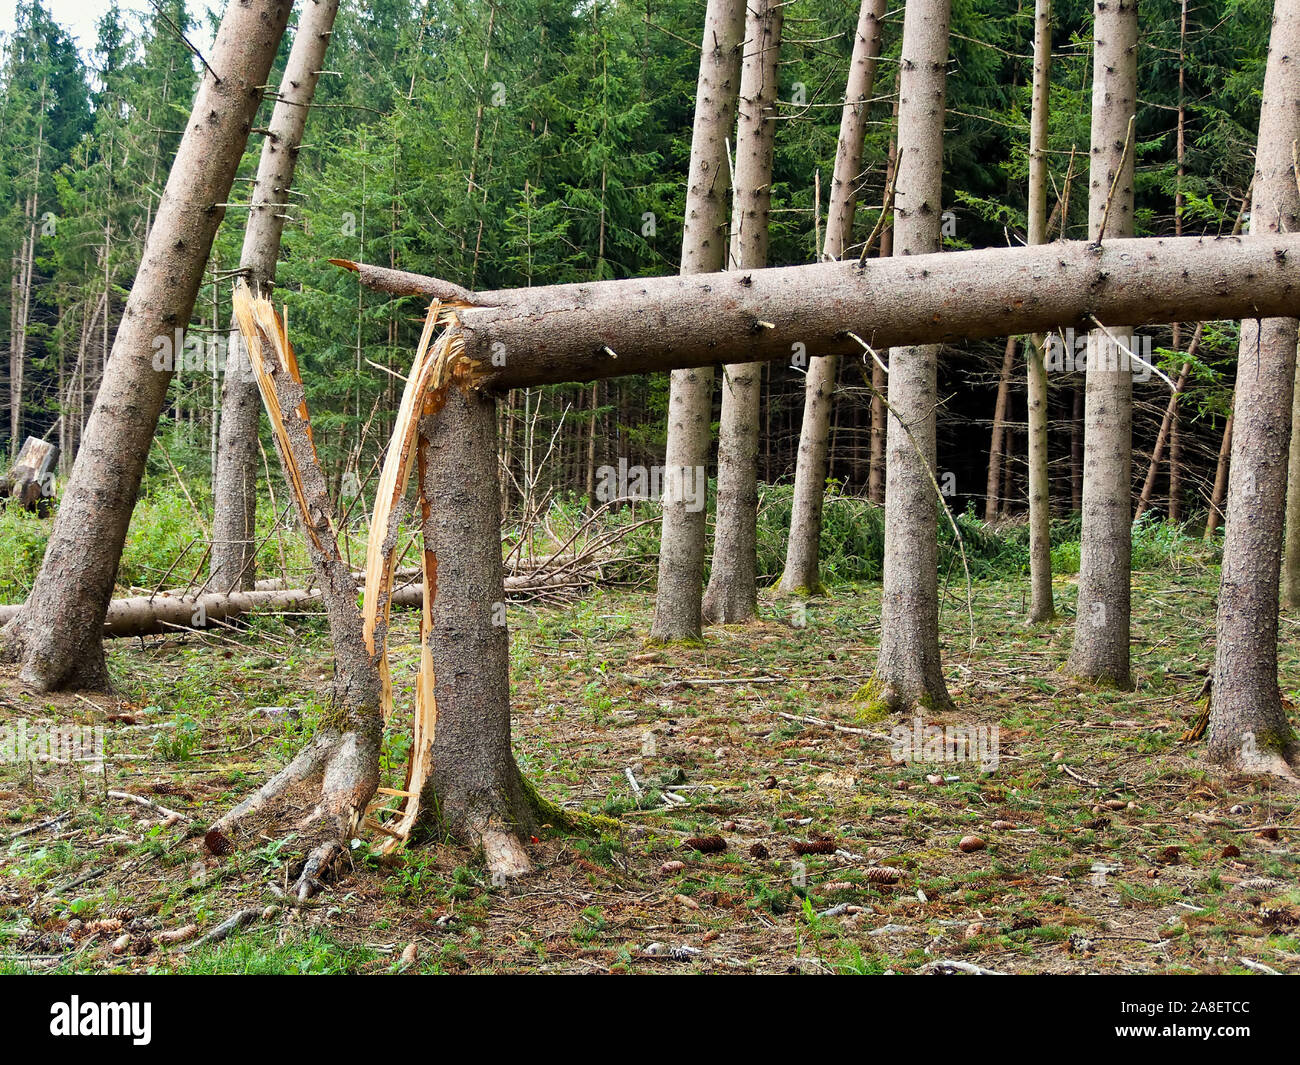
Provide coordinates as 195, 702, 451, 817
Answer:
1208, 0, 1300, 779
1067, 0, 1139, 689
213, 286, 382, 900
703, 0, 783, 625
777, 0, 885, 598
218, 287, 565, 882
416, 387, 546, 877
2, 436, 57, 514
649, 0, 746, 643
0, 0, 293, 692
212, 0, 341, 593
336, 234, 1300, 393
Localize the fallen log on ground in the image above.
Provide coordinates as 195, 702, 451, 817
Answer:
0, 568, 596, 639
337, 234, 1300, 389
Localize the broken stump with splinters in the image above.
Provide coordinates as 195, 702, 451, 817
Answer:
220, 285, 550, 889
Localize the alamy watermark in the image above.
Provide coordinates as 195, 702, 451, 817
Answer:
0, 721, 104, 769
594, 459, 706, 512
890, 717, 999, 772
1045, 328, 1154, 381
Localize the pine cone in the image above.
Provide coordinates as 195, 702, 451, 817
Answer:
865, 866, 902, 885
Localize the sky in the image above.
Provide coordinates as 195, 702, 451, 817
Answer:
0, 0, 216, 59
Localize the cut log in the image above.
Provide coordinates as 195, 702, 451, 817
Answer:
0, 569, 595, 638
337, 234, 1300, 390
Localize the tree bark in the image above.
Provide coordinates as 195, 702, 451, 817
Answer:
702, 0, 783, 625
1283, 356, 1300, 607
1066, 0, 1138, 689
0, 0, 293, 692
1025, 0, 1055, 622
1208, 0, 1300, 778
777, 0, 885, 597
418, 387, 542, 876
648, 0, 745, 643
874, 0, 954, 712
212, 0, 340, 593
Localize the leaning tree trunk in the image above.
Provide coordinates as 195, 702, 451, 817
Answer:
1207, 0, 1300, 778
875, 0, 954, 712
1204, 406, 1233, 539
702, 0, 783, 625
0, 0, 293, 691
649, 0, 746, 643
777, 0, 885, 597
1066, 0, 1138, 689
1024, 0, 1055, 622
985, 335, 1017, 522
212, 0, 340, 593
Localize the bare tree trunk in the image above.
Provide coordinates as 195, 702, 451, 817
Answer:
1025, 0, 1055, 622
873, 0, 954, 712
777, 0, 885, 597
1208, 0, 1300, 778
703, 0, 783, 625
649, 0, 746, 642
418, 387, 543, 876
1204, 407, 1233, 539
350, 234, 1300, 393
1284, 358, 1300, 607
1067, 0, 1138, 689
985, 336, 1016, 521
0, 0, 293, 692
212, 0, 341, 593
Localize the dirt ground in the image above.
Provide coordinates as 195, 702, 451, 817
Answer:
2, 568, 1297, 974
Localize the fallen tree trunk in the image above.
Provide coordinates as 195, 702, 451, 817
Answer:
338, 234, 1300, 389
0, 569, 595, 638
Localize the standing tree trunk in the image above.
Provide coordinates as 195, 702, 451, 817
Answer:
0, 0, 293, 692
1066, 0, 1138, 688
418, 387, 546, 876
1284, 362, 1300, 607
985, 335, 1017, 521
212, 0, 341, 593
874, 0, 954, 712
649, 0, 745, 643
1025, 0, 1055, 622
1207, 0, 1300, 777
777, 0, 883, 598
868, 111, 899, 507
702, 0, 783, 625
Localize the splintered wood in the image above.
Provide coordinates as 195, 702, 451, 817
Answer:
232, 282, 483, 853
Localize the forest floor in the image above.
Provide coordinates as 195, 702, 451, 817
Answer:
1, 566, 1298, 974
